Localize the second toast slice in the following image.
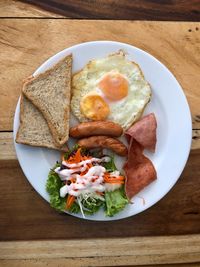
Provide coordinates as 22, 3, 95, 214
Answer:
16, 94, 68, 152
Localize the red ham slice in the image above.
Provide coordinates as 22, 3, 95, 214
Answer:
123, 113, 157, 200
124, 139, 157, 200
125, 113, 157, 152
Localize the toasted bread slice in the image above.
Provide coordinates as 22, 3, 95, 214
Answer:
16, 95, 68, 152
23, 54, 72, 146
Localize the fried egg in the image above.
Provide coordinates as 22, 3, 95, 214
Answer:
71, 51, 151, 130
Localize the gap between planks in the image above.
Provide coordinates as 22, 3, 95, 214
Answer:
0, 114, 199, 161
0, 235, 200, 266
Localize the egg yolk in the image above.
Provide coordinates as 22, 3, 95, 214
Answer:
80, 93, 110, 121
98, 72, 128, 101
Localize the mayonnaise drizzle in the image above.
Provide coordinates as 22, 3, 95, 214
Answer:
62, 156, 110, 168
56, 156, 110, 197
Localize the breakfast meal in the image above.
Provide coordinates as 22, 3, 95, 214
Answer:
16, 50, 157, 218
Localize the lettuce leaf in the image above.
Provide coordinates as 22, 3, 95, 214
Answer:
105, 187, 128, 216
46, 163, 80, 213
69, 201, 80, 213
102, 156, 117, 172
81, 195, 105, 215
46, 164, 66, 212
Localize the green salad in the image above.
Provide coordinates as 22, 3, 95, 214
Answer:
46, 145, 128, 217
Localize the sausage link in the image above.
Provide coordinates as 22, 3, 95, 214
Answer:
69, 121, 123, 138
78, 136, 127, 156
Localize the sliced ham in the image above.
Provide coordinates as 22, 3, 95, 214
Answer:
123, 113, 157, 200
125, 113, 157, 152
124, 139, 157, 200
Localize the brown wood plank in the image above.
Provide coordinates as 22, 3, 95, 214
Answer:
0, 133, 16, 160
0, 235, 200, 266
0, 20, 199, 131
192, 115, 200, 150
20, 0, 200, 21
0, 0, 64, 17
1, 263, 200, 267
0, 150, 199, 241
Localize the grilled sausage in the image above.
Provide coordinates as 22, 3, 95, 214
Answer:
69, 121, 123, 138
78, 136, 127, 156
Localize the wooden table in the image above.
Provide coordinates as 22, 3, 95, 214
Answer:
0, 1, 200, 266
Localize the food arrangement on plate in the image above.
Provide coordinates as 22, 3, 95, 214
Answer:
16, 50, 158, 218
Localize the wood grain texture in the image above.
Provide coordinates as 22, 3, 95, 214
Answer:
1, 263, 200, 267
0, 235, 200, 266
0, 133, 16, 160
0, 20, 199, 131
0, 150, 199, 241
0, 0, 64, 17
193, 115, 200, 150
20, 0, 200, 21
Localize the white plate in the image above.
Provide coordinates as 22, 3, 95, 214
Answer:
13, 41, 192, 221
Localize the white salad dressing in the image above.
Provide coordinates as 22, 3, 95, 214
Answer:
55, 156, 112, 197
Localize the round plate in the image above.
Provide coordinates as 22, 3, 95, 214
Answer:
13, 41, 192, 221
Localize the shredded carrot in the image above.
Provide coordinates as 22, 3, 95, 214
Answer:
80, 168, 89, 176
66, 195, 75, 210
87, 163, 93, 168
66, 148, 92, 165
70, 177, 76, 183
74, 148, 82, 162
104, 177, 124, 181
106, 176, 124, 181
103, 173, 125, 184
105, 181, 124, 184
104, 179, 124, 183
117, 176, 125, 180
67, 148, 82, 163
